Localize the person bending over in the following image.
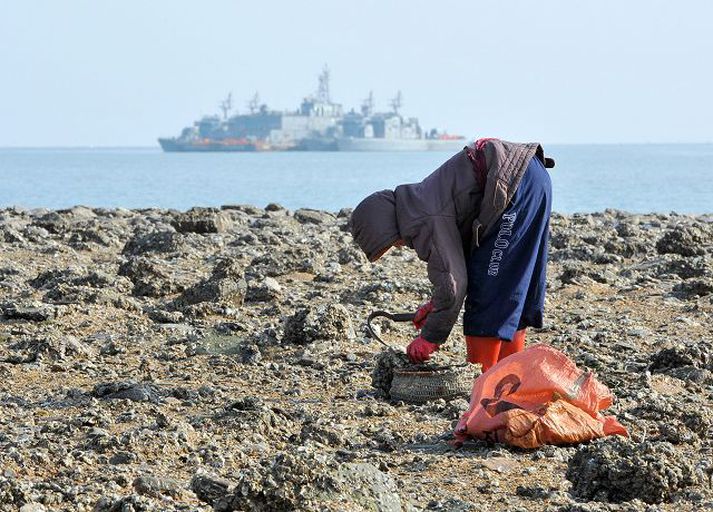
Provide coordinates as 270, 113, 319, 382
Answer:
350, 138, 554, 370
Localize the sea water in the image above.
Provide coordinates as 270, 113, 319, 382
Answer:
0, 144, 711, 213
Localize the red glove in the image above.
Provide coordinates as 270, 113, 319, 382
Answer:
413, 300, 433, 330
406, 336, 439, 363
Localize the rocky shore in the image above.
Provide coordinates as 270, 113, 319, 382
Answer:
0, 204, 711, 511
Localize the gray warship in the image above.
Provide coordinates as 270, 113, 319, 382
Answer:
158, 68, 466, 152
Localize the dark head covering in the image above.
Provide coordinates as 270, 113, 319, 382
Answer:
349, 189, 400, 262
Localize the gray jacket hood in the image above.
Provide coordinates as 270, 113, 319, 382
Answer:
350, 189, 401, 262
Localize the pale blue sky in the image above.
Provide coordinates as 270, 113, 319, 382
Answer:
1, 0, 711, 146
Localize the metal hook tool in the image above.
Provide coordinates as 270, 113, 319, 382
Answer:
366, 310, 415, 348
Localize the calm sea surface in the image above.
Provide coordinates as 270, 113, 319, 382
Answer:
0, 145, 711, 213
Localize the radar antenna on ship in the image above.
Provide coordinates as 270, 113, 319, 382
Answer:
317, 65, 331, 103
220, 93, 232, 120
248, 92, 260, 114
361, 91, 374, 116
390, 91, 402, 115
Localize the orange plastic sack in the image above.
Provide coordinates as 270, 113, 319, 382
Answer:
454, 344, 628, 448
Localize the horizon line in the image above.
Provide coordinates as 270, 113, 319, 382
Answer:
1, 141, 713, 150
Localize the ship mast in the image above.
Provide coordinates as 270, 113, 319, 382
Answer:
220, 93, 232, 120
361, 91, 374, 116
317, 65, 331, 103
248, 92, 260, 114
390, 91, 402, 115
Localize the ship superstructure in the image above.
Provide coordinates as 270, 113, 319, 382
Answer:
158, 67, 465, 152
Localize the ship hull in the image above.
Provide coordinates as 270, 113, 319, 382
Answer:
158, 137, 468, 153
158, 138, 259, 152
336, 137, 466, 152
291, 138, 339, 151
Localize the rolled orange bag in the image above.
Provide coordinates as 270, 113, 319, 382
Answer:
454, 344, 628, 448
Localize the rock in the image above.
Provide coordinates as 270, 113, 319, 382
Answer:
133, 474, 182, 498
650, 341, 712, 374
294, 208, 336, 225
176, 259, 247, 307
2, 226, 27, 245
371, 349, 412, 398
118, 256, 183, 298
146, 307, 185, 324
2, 208, 713, 511
664, 256, 712, 279
214, 450, 404, 512
92, 381, 162, 403
33, 211, 72, 234
336, 462, 404, 512
19, 504, 47, 512
171, 208, 231, 233
246, 277, 282, 302
68, 226, 118, 249
299, 418, 353, 448
283, 303, 355, 345
191, 473, 233, 506
2, 304, 61, 321
559, 262, 614, 285
221, 204, 264, 216
566, 439, 700, 504
122, 229, 186, 256
627, 392, 712, 444
213, 397, 285, 436
109, 451, 138, 465
238, 343, 262, 365
92, 494, 157, 511
673, 277, 713, 297
656, 225, 712, 257
30, 268, 125, 292
649, 340, 712, 384
7, 335, 93, 362
178, 277, 247, 307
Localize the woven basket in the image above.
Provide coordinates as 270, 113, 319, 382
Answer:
390, 366, 474, 404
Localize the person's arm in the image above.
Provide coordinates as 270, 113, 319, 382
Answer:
419, 218, 468, 344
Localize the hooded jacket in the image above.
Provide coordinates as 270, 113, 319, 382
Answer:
351, 139, 550, 344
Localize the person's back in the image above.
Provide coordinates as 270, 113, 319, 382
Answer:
350, 138, 553, 367
391, 149, 483, 257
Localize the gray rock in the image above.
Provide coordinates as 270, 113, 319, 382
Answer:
283, 303, 355, 345
566, 439, 700, 504
133, 474, 182, 498
7, 335, 93, 362
336, 462, 404, 512
19, 504, 47, 512
92, 494, 162, 512
191, 473, 233, 506
246, 277, 282, 302
109, 451, 138, 465
650, 340, 712, 374
673, 277, 713, 298
238, 343, 262, 364
177, 259, 247, 307
172, 208, 231, 233
178, 277, 246, 307
119, 256, 183, 298
93, 381, 162, 403
122, 229, 186, 256
294, 208, 336, 225
656, 225, 712, 257
214, 450, 404, 512
2, 304, 61, 322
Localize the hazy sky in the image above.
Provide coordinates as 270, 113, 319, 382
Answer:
1, 0, 711, 146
